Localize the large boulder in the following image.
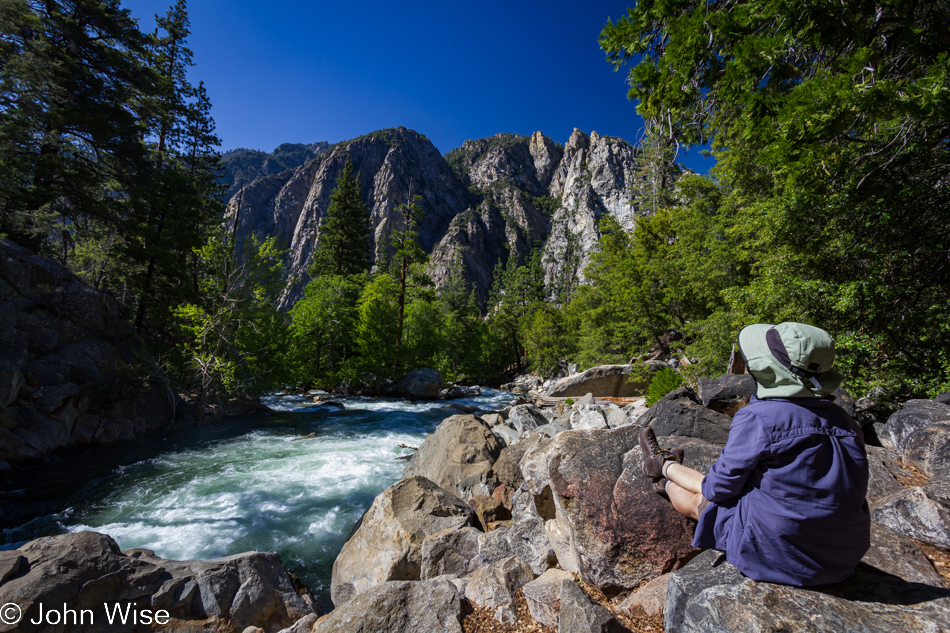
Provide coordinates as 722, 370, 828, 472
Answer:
522, 568, 574, 627
665, 549, 950, 633
862, 521, 947, 587
887, 400, 950, 454
545, 364, 647, 398
0, 531, 316, 633
547, 426, 722, 594
558, 579, 627, 633
330, 477, 474, 606
903, 421, 950, 478
866, 445, 906, 502
696, 374, 755, 417
402, 415, 502, 500
870, 476, 950, 549
506, 404, 548, 434
640, 387, 733, 445
464, 556, 536, 624
395, 368, 443, 400
493, 432, 548, 491
313, 579, 463, 633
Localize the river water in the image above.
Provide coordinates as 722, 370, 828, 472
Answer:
0, 389, 512, 604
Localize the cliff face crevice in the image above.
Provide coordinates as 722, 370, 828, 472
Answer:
226, 126, 641, 309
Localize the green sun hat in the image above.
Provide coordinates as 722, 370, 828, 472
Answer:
737, 322, 844, 399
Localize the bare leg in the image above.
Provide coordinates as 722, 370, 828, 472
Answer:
664, 462, 705, 495
667, 481, 704, 520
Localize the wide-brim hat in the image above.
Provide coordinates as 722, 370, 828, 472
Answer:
737, 322, 844, 399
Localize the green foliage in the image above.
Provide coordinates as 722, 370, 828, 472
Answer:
289, 273, 365, 388
171, 231, 290, 413
310, 156, 371, 278
600, 0, 950, 397
646, 368, 683, 407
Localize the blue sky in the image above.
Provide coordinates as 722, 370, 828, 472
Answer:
120, 0, 714, 173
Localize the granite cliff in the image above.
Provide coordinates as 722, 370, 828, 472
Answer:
225, 127, 642, 309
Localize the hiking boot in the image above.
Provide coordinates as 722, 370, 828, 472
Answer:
639, 426, 684, 479
654, 478, 669, 495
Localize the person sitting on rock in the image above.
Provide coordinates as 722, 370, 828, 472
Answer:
640, 322, 871, 586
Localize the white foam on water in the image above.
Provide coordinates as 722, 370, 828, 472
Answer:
51, 389, 511, 602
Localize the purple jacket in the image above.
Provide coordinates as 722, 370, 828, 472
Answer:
693, 396, 870, 586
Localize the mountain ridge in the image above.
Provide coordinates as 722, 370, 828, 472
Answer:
225, 127, 643, 310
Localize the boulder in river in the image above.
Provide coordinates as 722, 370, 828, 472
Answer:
402, 415, 502, 500
0, 531, 317, 633
395, 368, 443, 400
330, 476, 474, 606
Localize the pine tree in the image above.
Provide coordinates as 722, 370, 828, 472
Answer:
390, 189, 427, 361
310, 155, 371, 278
128, 0, 222, 333
0, 0, 153, 254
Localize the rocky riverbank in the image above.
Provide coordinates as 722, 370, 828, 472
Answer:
316, 376, 950, 632
0, 240, 174, 474
3, 370, 949, 632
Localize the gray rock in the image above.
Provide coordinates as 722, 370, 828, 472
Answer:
0, 550, 25, 584
863, 521, 947, 587
903, 421, 950, 478
888, 400, 950, 454
575, 393, 595, 406
277, 614, 319, 633
440, 385, 481, 399
535, 422, 570, 438
395, 368, 443, 400
480, 413, 504, 427
402, 414, 501, 500
572, 407, 608, 431
519, 433, 556, 496
641, 386, 733, 445
605, 407, 628, 429
0, 531, 315, 633
937, 393, 950, 405
330, 477, 474, 606
666, 549, 950, 633
493, 433, 548, 490
0, 346, 26, 409
35, 382, 80, 412
866, 421, 896, 450
523, 568, 574, 627
477, 516, 558, 576
558, 578, 626, 633
618, 572, 669, 617
492, 423, 520, 447
465, 556, 536, 624
870, 476, 950, 549
508, 404, 548, 434
866, 445, 906, 502
421, 527, 482, 580
313, 579, 463, 633
544, 517, 580, 574
697, 374, 755, 417
545, 365, 647, 398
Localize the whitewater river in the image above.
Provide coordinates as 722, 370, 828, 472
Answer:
0, 389, 512, 604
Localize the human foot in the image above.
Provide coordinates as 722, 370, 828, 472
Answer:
639, 427, 684, 478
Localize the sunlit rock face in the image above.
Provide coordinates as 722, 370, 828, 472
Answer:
226, 127, 642, 309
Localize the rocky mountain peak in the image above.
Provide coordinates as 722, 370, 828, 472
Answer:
226, 127, 641, 310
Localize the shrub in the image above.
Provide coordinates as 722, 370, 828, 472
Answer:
646, 368, 683, 407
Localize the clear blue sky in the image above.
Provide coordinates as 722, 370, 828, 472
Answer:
120, 0, 714, 173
